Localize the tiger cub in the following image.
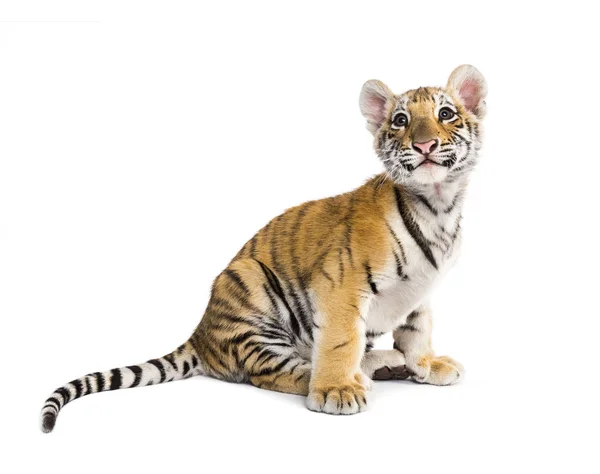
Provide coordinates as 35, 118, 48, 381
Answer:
41, 65, 486, 432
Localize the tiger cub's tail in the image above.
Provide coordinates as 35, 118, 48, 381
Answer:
40, 341, 202, 433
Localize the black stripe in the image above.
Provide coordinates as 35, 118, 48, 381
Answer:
400, 324, 419, 332
345, 246, 354, 267
45, 397, 62, 411
127, 365, 143, 387
93, 372, 105, 392
259, 329, 289, 340
253, 348, 279, 367
191, 355, 199, 368
260, 323, 290, 339
110, 368, 122, 390
252, 356, 292, 377
164, 353, 178, 372
442, 155, 458, 168
320, 268, 334, 285
148, 359, 166, 383
332, 340, 349, 351
261, 318, 289, 334
55, 387, 71, 404
443, 192, 462, 214
385, 222, 407, 263
228, 330, 258, 345
240, 344, 264, 367
256, 260, 301, 339
222, 269, 251, 295
436, 228, 453, 249
365, 263, 378, 294
209, 314, 267, 345
438, 225, 455, 246
337, 247, 345, 283
392, 250, 406, 279
415, 193, 438, 215
210, 310, 256, 328
427, 235, 446, 253
43, 404, 58, 413
70, 379, 83, 398
343, 195, 356, 268
84, 376, 92, 395
182, 361, 190, 376
262, 341, 291, 348
262, 284, 280, 313
286, 287, 312, 338
290, 362, 305, 376
294, 371, 307, 382
394, 187, 438, 270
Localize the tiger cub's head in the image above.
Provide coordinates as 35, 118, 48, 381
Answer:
359, 65, 487, 185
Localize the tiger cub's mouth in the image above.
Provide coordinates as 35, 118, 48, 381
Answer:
414, 158, 445, 169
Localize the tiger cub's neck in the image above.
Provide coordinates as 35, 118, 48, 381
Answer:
394, 176, 468, 265
400, 177, 467, 219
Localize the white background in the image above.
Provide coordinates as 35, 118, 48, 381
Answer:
1, 1, 599, 473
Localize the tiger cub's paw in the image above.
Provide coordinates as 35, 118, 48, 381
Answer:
410, 355, 463, 386
306, 380, 368, 415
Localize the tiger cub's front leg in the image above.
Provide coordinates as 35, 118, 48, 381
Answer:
393, 305, 463, 386
306, 288, 369, 415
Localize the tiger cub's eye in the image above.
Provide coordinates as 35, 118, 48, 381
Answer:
439, 107, 456, 121
392, 113, 408, 128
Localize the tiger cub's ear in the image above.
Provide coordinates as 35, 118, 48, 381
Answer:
447, 65, 487, 119
359, 80, 395, 134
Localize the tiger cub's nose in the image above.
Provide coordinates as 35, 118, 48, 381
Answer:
412, 139, 438, 155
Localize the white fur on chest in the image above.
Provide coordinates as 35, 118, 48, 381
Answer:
365, 206, 461, 334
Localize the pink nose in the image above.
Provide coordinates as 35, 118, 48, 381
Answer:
412, 139, 438, 155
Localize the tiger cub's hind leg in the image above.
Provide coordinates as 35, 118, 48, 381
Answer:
195, 257, 312, 395
249, 357, 311, 396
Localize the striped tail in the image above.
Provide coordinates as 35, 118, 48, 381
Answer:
40, 341, 203, 433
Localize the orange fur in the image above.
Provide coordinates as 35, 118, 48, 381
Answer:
189, 176, 404, 394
